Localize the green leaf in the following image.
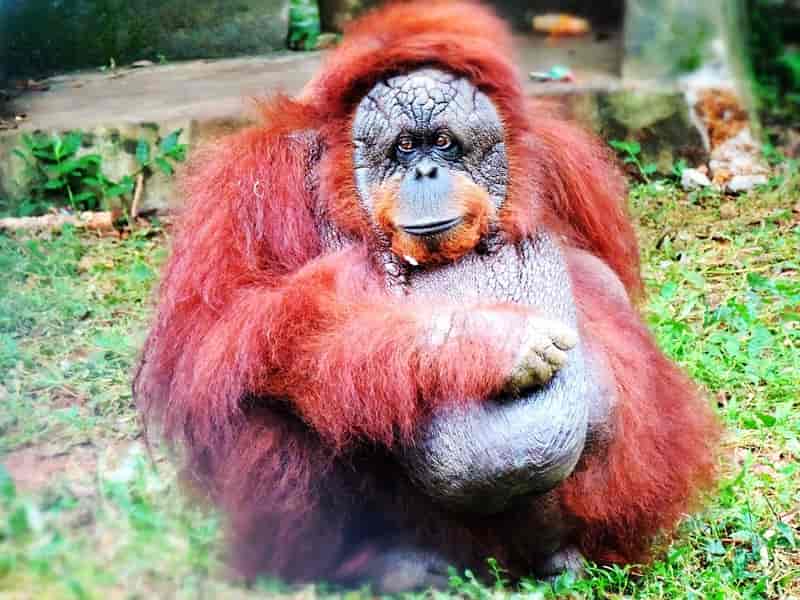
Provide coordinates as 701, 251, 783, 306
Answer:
169, 145, 187, 161
159, 130, 182, 154
104, 184, 130, 198
660, 281, 678, 299
609, 139, 641, 156
154, 157, 174, 175
67, 579, 91, 600
705, 539, 726, 556
755, 412, 776, 427
8, 505, 31, 538
0, 464, 16, 502
73, 191, 97, 202
77, 154, 102, 167
135, 138, 151, 166
44, 179, 66, 190
50, 158, 83, 176
747, 272, 773, 291
61, 132, 83, 157
130, 261, 154, 282
776, 522, 797, 548
32, 148, 56, 160
104, 176, 135, 197
672, 158, 687, 177
17, 199, 43, 217
89, 174, 114, 187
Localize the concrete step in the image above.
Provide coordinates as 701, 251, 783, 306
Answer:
0, 35, 711, 214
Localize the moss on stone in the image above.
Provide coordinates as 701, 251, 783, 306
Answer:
2, 0, 289, 79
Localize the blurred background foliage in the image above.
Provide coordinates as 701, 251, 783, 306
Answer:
745, 0, 800, 128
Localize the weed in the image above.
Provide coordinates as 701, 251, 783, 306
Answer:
136, 129, 187, 177
4, 129, 186, 219
112, 129, 187, 219
609, 139, 659, 182
746, 0, 800, 125
288, 0, 321, 51
8, 132, 107, 216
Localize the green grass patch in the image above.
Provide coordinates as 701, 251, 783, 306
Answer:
0, 226, 164, 451
0, 177, 798, 598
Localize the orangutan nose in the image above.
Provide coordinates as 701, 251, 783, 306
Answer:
415, 159, 439, 179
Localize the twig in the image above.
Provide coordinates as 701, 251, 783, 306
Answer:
0, 211, 114, 232
131, 173, 145, 219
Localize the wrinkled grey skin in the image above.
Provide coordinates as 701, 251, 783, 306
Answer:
404, 235, 592, 514
340, 68, 615, 590
353, 68, 507, 220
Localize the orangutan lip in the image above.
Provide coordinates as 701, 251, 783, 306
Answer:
400, 217, 462, 236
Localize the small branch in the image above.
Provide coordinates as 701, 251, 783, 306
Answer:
131, 173, 145, 219
0, 211, 114, 232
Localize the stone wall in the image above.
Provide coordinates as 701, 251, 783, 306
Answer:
0, 117, 250, 215
1, 0, 290, 79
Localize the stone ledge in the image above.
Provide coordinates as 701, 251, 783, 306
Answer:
1, 67, 712, 213
0, 117, 256, 214
529, 80, 708, 173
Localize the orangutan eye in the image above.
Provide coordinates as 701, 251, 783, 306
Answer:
434, 132, 453, 150
396, 135, 415, 153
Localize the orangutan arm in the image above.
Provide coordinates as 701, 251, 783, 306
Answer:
172, 245, 574, 448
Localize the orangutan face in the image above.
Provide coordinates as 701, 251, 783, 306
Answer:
352, 68, 508, 264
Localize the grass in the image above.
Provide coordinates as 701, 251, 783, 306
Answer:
0, 174, 798, 599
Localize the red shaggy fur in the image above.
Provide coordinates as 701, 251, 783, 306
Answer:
135, 0, 719, 584
564, 257, 718, 563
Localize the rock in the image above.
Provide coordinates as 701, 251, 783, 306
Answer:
694, 88, 749, 148
593, 89, 708, 174
709, 128, 770, 178
681, 168, 712, 190
712, 168, 732, 187
622, 0, 722, 81
726, 174, 768, 194
707, 128, 771, 192
130, 60, 155, 69
719, 202, 738, 219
